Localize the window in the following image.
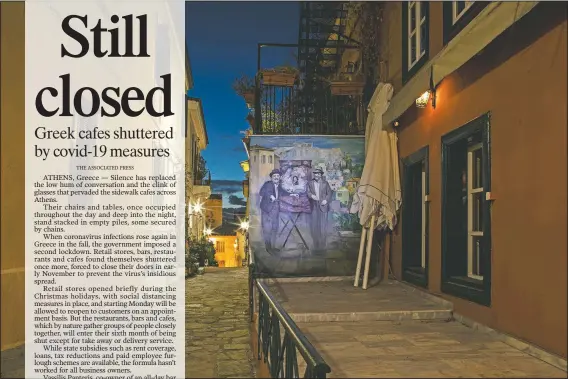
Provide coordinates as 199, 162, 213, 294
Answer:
441, 113, 491, 306
402, 2, 429, 83
467, 144, 483, 280
443, 1, 486, 44
402, 146, 429, 288
268, 155, 273, 164
261, 155, 266, 164
254, 155, 257, 163
216, 241, 225, 253
452, 1, 474, 24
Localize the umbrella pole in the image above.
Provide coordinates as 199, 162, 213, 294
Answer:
362, 215, 376, 290
382, 232, 391, 283
354, 225, 368, 287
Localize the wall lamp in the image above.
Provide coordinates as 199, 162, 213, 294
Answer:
415, 67, 437, 109
415, 91, 431, 108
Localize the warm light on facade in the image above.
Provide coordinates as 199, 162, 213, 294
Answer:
415, 91, 431, 108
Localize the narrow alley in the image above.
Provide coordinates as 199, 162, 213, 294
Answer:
185, 268, 255, 378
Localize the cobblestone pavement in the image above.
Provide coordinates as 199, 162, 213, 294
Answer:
186, 267, 256, 378
0, 345, 24, 378
1, 267, 255, 379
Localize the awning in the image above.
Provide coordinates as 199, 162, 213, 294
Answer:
383, 1, 539, 125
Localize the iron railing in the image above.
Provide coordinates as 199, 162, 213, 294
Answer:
254, 81, 365, 135
193, 177, 211, 186
254, 43, 368, 136
251, 272, 331, 379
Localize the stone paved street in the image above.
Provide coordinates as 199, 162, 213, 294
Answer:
298, 320, 567, 378
1, 267, 255, 379
186, 267, 255, 378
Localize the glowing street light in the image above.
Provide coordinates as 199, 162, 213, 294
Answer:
192, 201, 203, 214
240, 220, 249, 231
204, 228, 212, 236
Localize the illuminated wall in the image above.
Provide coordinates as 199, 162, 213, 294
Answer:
248, 135, 365, 277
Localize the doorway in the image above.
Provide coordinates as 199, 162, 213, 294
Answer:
401, 146, 429, 288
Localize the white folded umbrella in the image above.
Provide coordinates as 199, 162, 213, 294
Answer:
351, 82, 401, 289
351, 82, 401, 231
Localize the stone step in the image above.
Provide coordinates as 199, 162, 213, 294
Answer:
290, 309, 454, 323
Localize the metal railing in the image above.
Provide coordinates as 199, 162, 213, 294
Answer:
250, 264, 331, 378
253, 43, 368, 136
254, 83, 366, 135
193, 177, 211, 186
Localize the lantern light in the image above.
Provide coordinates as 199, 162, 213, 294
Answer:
415, 91, 431, 108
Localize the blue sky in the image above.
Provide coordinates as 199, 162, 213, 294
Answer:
186, 1, 300, 186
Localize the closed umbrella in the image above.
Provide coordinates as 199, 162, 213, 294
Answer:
351, 82, 401, 288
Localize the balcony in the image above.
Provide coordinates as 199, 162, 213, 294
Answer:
244, 42, 371, 136
193, 177, 211, 186
249, 44, 366, 135
232, 2, 384, 137
192, 175, 211, 201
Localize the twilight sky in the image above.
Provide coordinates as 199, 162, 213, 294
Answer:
185, 1, 300, 208
186, 1, 300, 207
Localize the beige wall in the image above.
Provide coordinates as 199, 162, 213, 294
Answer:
0, 1, 25, 351
380, 2, 567, 357
205, 197, 223, 229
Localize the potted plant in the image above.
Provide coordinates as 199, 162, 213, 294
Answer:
186, 236, 217, 276
232, 75, 256, 107
329, 70, 366, 96
185, 237, 199, 277
261, 65, 298, 87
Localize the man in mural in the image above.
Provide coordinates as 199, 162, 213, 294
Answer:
259, 169, 297, 254
307, 168, 333, 252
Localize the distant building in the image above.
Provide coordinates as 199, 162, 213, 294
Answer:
336, 186, 350, 206
210, 223, 243, 267
205, 194, 223, 229
248, 145, 278, 192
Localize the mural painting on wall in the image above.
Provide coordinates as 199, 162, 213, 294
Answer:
248, 135, 365, 277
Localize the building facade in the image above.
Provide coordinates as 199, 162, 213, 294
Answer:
370, 1, 566, 358
186, 94, 211, 237
210, 224, 243, 268
205, 194, 223, 229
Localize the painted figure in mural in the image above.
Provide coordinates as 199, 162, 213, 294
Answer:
279, 166, 311, 216
259, 169, 296, 253
307, 168, 333, 251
